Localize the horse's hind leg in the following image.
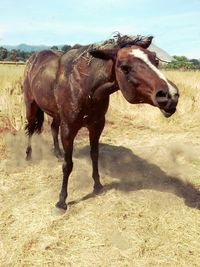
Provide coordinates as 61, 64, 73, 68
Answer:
26, 135, 32, 161
51, 117, 62, 158
25, 101, 44, 160
88, 117, 105, 193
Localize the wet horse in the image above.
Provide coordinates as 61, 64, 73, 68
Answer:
23, 36, 179, 210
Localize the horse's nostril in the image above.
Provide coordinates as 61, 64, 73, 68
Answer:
156, 90, 168, 98
174, 92, 179, 98
155, 90, 169, 107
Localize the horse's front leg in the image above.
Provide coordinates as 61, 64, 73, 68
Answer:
56, 122, 79, 210
88, 117, 105, 193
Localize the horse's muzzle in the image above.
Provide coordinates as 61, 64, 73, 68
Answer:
160, 107, 176, 118
155, 88, 179, 117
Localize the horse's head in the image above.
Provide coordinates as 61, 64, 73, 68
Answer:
90, 40, 179, 117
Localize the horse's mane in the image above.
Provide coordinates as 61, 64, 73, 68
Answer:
67, 33, 153, 64
70, 33, 153, 52
113, 32, 153, 48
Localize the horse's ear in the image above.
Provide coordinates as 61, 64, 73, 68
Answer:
89, 48, 118, 61
135, 36, 153, 49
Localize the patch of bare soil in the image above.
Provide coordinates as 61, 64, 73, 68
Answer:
1, 119, 200, 267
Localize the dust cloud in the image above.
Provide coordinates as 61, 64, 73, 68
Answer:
0, 132, 56, 173
163, 141, 200, 179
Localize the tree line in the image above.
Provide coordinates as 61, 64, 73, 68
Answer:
162, 56, 200, 70
0, 45, 200, 70
0, 45, 72, 62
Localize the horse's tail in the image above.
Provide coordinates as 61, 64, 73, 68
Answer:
25, 108, 44, 136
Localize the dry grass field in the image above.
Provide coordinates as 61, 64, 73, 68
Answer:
1, 64, 200, 267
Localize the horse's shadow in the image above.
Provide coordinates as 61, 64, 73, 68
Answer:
69, 143, 200, 209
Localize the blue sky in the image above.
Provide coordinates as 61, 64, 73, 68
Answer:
0, 0, 200, 58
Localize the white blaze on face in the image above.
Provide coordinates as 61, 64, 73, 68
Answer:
130, 49, 178, 97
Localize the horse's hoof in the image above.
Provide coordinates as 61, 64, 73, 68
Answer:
26, 147, 32, 161
93, 184, 104, 194
55, 153, 63, 159
54, 150, 63, 159
26, 155, 32, 161
52, 206, 66, 216
55, 201, 67, 210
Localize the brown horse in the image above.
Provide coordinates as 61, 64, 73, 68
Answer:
23, 36, 179, 210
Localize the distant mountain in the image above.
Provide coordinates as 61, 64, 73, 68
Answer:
3, 44, 51, 52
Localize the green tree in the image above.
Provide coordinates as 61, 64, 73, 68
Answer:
7, 49, 18, 61
61, 44, 71, 53
189, 59, 200, 69
163, 56, 198, 70
0, 47, 8, 60
51, 46, 58, 50
6, 49, 34, 62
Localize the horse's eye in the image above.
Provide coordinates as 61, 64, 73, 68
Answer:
120, 65, 131, 75
155, 59, 159, 67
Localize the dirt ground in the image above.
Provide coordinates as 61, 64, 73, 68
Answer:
1, 107, 200, 267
